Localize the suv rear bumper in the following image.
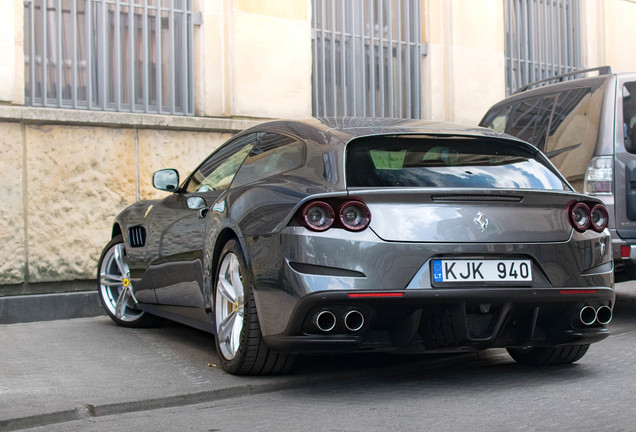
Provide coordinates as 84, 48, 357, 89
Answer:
612, 231, 636, 280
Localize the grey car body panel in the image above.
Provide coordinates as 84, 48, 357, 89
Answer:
355, 189, 574, 243
109, 118, 614, 354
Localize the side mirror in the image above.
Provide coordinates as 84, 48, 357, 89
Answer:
153, 169, 179, 192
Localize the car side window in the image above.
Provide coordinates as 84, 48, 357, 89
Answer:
542, 87, 600, 190
480, 106, 510, 133
546, 88, 593, 154
231, 132, 304, 188
504, 95, 555, 151
185, 134, 256, 193
623, 82, 636, 153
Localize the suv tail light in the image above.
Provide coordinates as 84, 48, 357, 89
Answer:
298, 200, 371, 232
584, 156, 613, 195
621, 245, 631, 258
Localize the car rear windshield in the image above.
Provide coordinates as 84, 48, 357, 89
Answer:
346, 135, 568, 190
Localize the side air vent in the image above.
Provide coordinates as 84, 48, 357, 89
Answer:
128, 225, 146, 248
432, 195, 522, 202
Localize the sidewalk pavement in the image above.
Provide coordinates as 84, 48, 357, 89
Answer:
2, 281, 635, 431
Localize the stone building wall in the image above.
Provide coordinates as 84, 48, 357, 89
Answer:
0, 107, 258, 294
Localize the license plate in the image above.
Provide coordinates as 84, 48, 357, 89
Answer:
432, 259, 532, 283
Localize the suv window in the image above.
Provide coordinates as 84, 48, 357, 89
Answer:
346, 136, 567, 190
231, 132, 304, 188
546, 88, 591, 156
480, 105, 510, 133
544, 87, 598, 190
503, 95, 555, 150
623, 82, 636, 153
481, 85, 605, 190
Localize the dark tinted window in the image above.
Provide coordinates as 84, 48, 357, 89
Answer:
544, 87, 600, 190
504, 95, 555, 150
346, 136, 567, 190
624, 82, 636, 154
481, 83, 605, 191
548, 88, 590, 139
480, 105, 510, 133
231, 132, 304, 188
185, 134, 256, 192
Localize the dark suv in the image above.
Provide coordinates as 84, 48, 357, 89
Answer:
480, 66, 636, 281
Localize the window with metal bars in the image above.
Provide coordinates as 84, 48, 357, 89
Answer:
311, 0, 422, 119
24, 0, 194, 115
504, 0, 582, 95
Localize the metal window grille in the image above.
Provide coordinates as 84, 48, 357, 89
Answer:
24, 0, 195, 115
312, 0, 422, 119
504, 0, 581, 95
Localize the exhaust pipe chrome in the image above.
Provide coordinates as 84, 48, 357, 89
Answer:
579, 305, 597, 326
315, 310, 336, 332
344, 310, 365, 332
596, 305, 612, 325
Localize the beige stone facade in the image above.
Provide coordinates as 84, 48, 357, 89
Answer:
1, 107, 257, 291
195, 0, 312, 118
422, 0, 506, 124
2, 0, 636, 292
0, 121, 25, 285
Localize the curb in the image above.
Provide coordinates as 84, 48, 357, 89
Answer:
0, 352, 481, 431
0, 292, 104, 324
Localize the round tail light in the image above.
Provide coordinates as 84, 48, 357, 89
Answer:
301, 201, 334, 231
338, 201, 371, 231
569, 202, 591, 232
590, 204, 609, 232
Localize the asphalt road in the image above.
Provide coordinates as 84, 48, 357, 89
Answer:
3, 282, 636, 431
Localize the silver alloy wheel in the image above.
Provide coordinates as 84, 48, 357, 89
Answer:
99, 242, 143, 322
215, 252, 246, 361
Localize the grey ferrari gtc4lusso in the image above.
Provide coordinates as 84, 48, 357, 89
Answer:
98, 118, 614, 375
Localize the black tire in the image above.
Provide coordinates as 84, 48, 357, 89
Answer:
507, 344, 590, 365
97, 235, 158, 328
213, 239, 296, 375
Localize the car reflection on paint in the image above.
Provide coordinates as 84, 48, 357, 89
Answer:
98, 118, 614, 375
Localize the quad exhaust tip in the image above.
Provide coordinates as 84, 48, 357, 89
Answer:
344, 310, 365, 332
315, 310, 336, 332
579, 306, 597, 326
579, 305, 612, 326
596, 305, 612, 325
314, 309, 366, 333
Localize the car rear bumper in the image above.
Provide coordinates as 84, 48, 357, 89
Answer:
262, 287, 614, 354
